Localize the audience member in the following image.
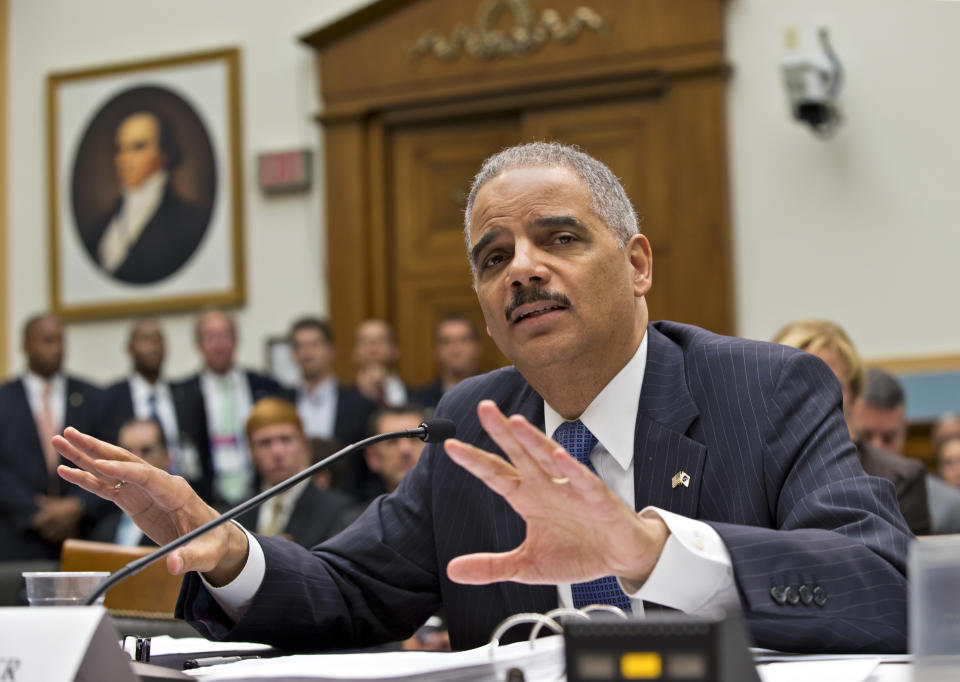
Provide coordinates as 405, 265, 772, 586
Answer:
929, 431, 960, 533
337, 404, 430, 534
935, 434, 960, 488
289, 317, 376, 447
852, 368, 909, 455
772, 320, 930, 534
102, 318, 193, 478
364, 404, 429, 498
0, 313, 106, 560
931, 412, 960, 449
352, 319, 407, 406
91, 418, 170, 546
289, 316, 377, 500
173, 309, 288, 507
410, 315, 482, 410
236, 398, 352, 549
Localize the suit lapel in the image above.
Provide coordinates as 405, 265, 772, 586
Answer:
632, 326, 706, 518
11, 379, 47, 483
488, 380, 555, 611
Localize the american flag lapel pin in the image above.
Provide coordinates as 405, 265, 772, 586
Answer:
671, 471, 691, 489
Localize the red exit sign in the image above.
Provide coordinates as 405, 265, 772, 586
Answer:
257, 149, 313, 194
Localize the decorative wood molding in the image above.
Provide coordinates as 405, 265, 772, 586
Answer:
0, 0, 8, 379
410, 0, 605, 62
866, 352, 960, 375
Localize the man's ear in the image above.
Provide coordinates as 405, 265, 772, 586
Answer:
626, 234, 653, 298
364, 448, 378, 473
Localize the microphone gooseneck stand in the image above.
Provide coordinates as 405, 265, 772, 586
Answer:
82, 419, 456, 606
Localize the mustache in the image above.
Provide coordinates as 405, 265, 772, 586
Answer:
504, 287, 571, 322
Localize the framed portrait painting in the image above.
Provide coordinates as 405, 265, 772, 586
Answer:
47, 48, 245, 319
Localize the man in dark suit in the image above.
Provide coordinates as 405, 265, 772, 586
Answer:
287, 317, 376, 498
79, 111, 210, 285
409, 315, 482, 410
772, 320, 930, 535
102, 318, 193, 476
0, 314, 106, 560
173, 310, 288, 507
235, 398, 352, 549
56, 143, 911, 653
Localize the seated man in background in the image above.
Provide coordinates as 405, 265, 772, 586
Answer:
935, 434, 960, 488
57, 142, 911, 654
91, 418, 170, 546
236, 398, 353, 550
928, 426, 960, 533
853, 368, 910, 455
337, 404, 431, 522
410, 315, 482, 410
772, 320, 930, 535
364, 404, 429, 498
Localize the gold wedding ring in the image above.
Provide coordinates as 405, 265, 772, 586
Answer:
113, 480, 126, 489
550, 476, 570, 485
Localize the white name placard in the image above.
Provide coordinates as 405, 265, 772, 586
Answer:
0, 606, 135, 682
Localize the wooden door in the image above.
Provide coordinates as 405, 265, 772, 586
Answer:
389, 117, 519, 384
304, 0, 731, 384
522, 80, 733, 333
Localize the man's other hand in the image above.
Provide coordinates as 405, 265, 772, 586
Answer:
54, 427, 248, 586
443, 400, 669, 588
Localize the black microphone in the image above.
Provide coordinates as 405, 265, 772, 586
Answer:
82, 418, 457, 605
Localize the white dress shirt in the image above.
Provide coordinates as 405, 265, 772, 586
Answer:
23, 371, 65, 431
544, 333, 738, 616
128, 372, 182, 468
382, 374, 407, 407
297, 378, 338, 440
205, 332, 739, 621
98, 169, 168, 272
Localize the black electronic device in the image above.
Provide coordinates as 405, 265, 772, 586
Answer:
564, 612, 760, 682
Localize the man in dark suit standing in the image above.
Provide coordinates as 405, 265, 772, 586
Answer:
57, 143, 911, 653
0, 314, 105, 560
79, 111, 210, 285
409, 315, 482, 410
288, 317, 376, 500
173, 310, 288, 507
102, 318, 193, 479
236, 398, 352, 549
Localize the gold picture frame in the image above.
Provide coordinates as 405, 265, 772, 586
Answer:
47, 47, 245, 320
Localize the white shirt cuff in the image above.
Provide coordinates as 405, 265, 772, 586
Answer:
200, 526, 266, 623
619, 507, 740, 616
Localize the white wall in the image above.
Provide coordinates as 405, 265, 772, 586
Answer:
726, 0, 960, 357
5, 0, 367, 381
6, 0, 960, 383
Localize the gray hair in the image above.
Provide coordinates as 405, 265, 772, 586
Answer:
462, 141, 639, 264
862, 368, 905, 410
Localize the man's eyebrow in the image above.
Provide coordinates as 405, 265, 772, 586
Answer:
531, 215, 588, 230
469, 227, 502, 267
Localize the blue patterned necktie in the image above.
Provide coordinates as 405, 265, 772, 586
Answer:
553, 420, 632, 613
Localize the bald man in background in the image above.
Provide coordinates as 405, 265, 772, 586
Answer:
80, 110, 209, 284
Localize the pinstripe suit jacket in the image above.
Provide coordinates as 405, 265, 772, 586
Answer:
178, 321, 910, 653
